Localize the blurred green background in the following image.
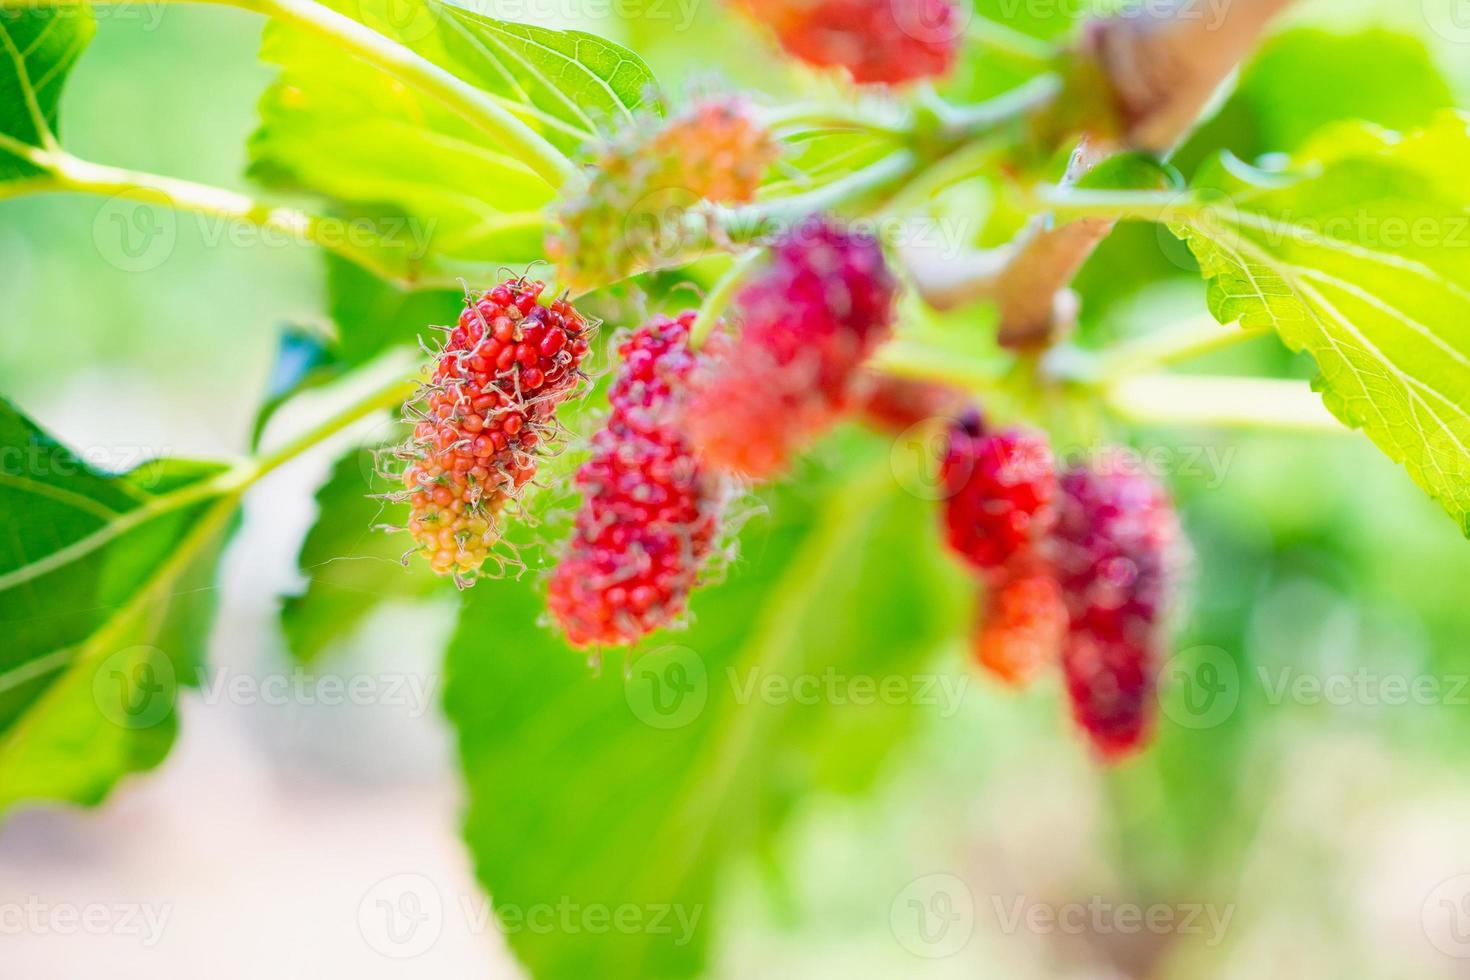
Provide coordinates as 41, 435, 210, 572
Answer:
6, 0, 1470, 977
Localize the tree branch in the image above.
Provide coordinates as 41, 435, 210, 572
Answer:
904, 0, 1296, 347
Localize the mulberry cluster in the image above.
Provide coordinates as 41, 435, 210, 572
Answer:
687, 215, 898, 479
401, 279, 591, 579
548, 97, 779, 292
938, 413, 1180, 759
1050, 458, 1180, 759
736, 0, 960, 84
547, 312, 728, 648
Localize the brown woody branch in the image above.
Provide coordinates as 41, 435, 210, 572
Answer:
904, 0, 1295, 349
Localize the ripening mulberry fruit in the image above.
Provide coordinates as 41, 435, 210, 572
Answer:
940, 411, 1057, 573
401, 279, 591, 579
736, 0, 960, 84
973, 567, 1067, 687
548, 97, 780, 292
687, 215, 898, 479
1049, 455, 1180, 759
547, 312, 728, 647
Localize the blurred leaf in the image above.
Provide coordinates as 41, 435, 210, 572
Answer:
1173, 113, 1470, 534
0, 402, 234, 814
445, 444, 967, 978
1177, 27, 1454, 174
325, 253, 461, 367
281, 447, 445, 663
0, 7, 93, 182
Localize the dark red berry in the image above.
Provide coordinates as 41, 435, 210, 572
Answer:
1049, 454, 1181, 759
687, 215, 898, 479
940, 411, 1057, 573
548, 312, 728, 647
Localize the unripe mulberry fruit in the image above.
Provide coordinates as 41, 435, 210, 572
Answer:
687, 215, 898, 479
736, 0, 960, 84
940, 411, 1057, 573
400, 278, 591, 580
548, 312, 728, 647
548, 97, 780, 292
1049, 455, 1181, 759
973, 568, 1067, 687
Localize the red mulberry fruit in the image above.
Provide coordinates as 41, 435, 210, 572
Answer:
940, 411, 1057, 573
737, 0, 960, 84
548, 96, 780, 292
973, 567, 1067, 687
401, 278, 591, 579
548, 312, 728, 647
687, 215, 898, 479
1049, 455, 1180, 759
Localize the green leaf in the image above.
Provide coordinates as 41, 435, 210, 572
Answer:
435, 7, 660, 146
250, 0, 658, 279
324, 253, 461, 368
281, 447, 445, 663
0, 6, 93, 182
1172, 113, 1470, 533
0, 401, 234, 814
445, 443, 967, 979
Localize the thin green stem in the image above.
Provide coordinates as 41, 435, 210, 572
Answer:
870, 339, 1005, 396
43, 152, 438, 287
1103, 374, 1345, 434
690, 248, 766, 349
968, 13, 1055, 67
1097, 315, 1274, 380
1026, 186, 1205, 224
